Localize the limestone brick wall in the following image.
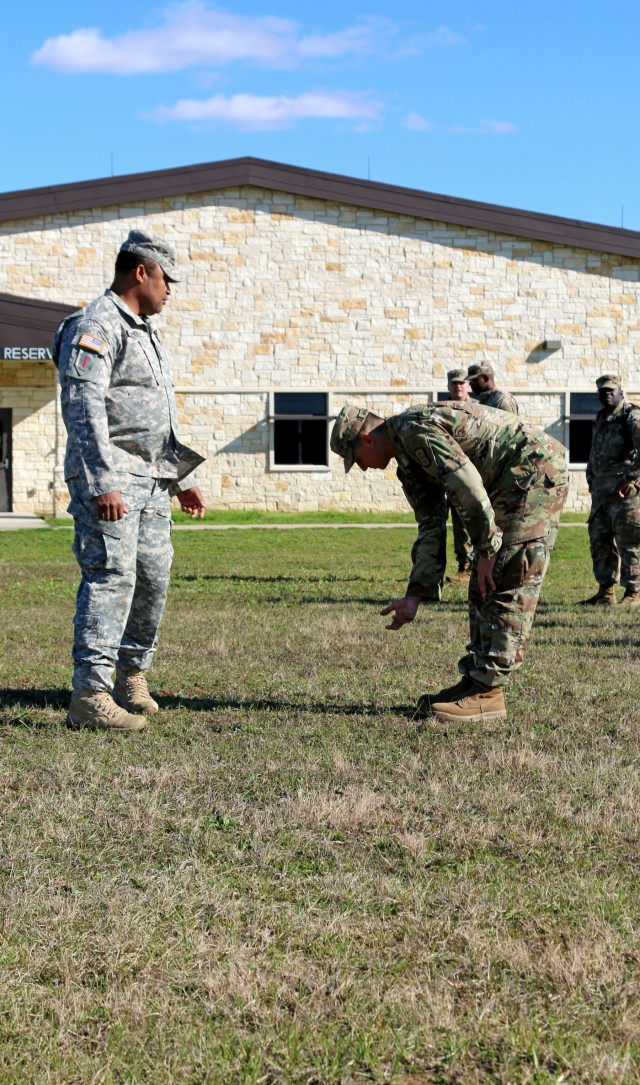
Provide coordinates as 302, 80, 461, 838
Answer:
1, 185, 638, 514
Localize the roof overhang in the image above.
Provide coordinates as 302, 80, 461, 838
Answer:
0, 293, 76, 357
1, 156, 639, 260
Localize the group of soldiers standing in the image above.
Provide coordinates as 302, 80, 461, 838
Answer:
441, 364, 640, 609
54, 228, 640, 732
442, 363, 520, 582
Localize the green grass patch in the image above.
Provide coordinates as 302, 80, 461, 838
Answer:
0, 526, 638, 1083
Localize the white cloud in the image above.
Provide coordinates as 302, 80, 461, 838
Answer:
402, 112, 434, 132
450, 118, 518, 135
148, 90, 384, 130
31, 3, 385, 75
425, 25, 466, 47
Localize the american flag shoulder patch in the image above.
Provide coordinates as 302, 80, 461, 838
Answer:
78, 333, 105, 353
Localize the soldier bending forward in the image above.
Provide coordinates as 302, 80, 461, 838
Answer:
331, 401, 568, 723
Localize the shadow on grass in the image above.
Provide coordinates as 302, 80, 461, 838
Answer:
0, 688, 417, 721
156, 693, 416, 717
173, 573, 372, 584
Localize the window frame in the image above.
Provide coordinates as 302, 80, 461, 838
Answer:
566, 391, 600, 469
268, 390, 332, 472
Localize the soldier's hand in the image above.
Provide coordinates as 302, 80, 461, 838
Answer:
94, 491, 128, 521
177, 486, 206, 519
477, 554, 497, 599
380, 595, 421, 631
617, 481, 635, 499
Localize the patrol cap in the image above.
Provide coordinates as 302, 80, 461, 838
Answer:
330, 404, 369, 473
447, 368, 468, 383
467, 362, 494, 378
119, 230, 180, 282
596, 373, 621, 390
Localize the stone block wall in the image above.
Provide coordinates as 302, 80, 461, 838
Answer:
1, 185, 638, 514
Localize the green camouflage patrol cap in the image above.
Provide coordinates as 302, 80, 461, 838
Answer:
596, 373, 622, 390
330, 404, 369, 473
467, 362, 494, 378
447, 368, 468, 383
120, 230, 180, 282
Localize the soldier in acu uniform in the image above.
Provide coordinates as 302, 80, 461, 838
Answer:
580, 374, 640, 607
53, 231, 206, 732
444, 368, 473, 580
331, 401, 568, 722
467, 362, 519, 414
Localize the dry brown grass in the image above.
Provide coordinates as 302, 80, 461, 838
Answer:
1, 526, 639, 1083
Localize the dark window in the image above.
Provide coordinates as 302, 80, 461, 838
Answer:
568, 393, 600, 463
436, 391, 450, 402
273, 393, 329, 466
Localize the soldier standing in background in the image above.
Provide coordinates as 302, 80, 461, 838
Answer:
467, 362, 519, 414
330, 401, 568, 723
444, 368, 474, 581
580, 374, 640, 607
53, 231, 206, 732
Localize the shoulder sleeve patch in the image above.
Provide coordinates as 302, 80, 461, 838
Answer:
69, 347, 104, 382
78, 333, 105, 353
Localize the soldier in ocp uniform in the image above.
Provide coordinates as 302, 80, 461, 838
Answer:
580, 374, 640, 606
53, 231, 206, 732
331, 401, 568, 723
467, 362, 519, 414
444, 368, 473, 580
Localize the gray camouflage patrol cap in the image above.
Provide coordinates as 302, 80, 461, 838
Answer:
596, 373, 621, 390
447, 368, 468, 383
330, 404, 368, 473
119, 230, 180, 282
467, 362, 494, 378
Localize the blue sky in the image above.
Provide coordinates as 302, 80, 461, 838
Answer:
3, 0, 639, 229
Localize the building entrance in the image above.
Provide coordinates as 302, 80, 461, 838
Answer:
0, 409, 12, 511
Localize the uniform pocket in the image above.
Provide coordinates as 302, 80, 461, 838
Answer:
73, 517, 128, 574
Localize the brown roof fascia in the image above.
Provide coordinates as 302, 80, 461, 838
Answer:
1, 156, 639, 260
0, 293, 77, 333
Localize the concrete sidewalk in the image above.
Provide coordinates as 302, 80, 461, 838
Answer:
0, 513, 49, 530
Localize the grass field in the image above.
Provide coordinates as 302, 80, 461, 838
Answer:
1, 525, 639, 1084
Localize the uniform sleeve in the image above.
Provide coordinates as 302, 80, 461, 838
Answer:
58, 319, 121, 498
623, 408, 640, 485
403, 425, 503, 557
399, 479, 447, 600
497, 391, 519, 415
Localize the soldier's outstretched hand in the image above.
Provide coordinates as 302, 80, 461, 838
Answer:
177, 486, 206, 519
380, 595, 421, 631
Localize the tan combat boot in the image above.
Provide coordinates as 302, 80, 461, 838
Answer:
431, 682, 506, 723
579, 584, 617, 606
446, 565, 472, 585
113, 669, 159, 714
415, 675, 474, 717
619, 589, 640, 607
67, 689, 147, 732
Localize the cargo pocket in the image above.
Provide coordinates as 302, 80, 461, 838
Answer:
74, 518, 127, 574
98, 519, 127, 573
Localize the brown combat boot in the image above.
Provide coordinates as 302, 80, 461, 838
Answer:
113, 669, 159, 714
579, 584, 617, 606
619, 589, 640, 607
446, 564, 472, 585
431, 681, 506, 723
415, 676, 474, 717
67, 689, 147, 732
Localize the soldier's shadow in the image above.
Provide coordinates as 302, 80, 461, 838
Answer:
0, 688, 417, 722
155, 693, 416, 717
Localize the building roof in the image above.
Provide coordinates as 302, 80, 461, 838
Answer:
1, 157, 639, 260
0, 293, 76, 352
0, 292, 76, 332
